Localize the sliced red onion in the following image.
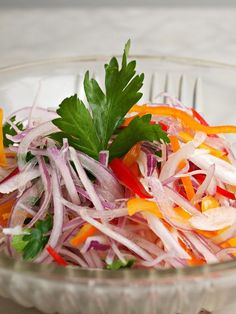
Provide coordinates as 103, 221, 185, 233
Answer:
147, 154, 157, 176
70, 147, 104, 211
61, 198, 128, 220
192, 164, 215, 203
216, 247, 236, 261
149, 177, 193, 229
83, 251, 96, 268
99, 150, 109, 167
212, 223, 236, 244
190, 206, 236, 231
27, 156, 52, 227
59, 248, 88, 268
48, 147, 80, 205
184, 232, 218, 263
7, 128, 34, 144
17, 121, 58, 170
0, 167, 40, 194
9, 180, 44, 228
89, 250, 104, 268
140, 252, 174, 267
76, 185, 116, 209
192, 131, 207, 148
190, 149, 236, 185
144, 212, 190, 259
62, 217, 84, 232
160, 142, 195, 182
77, 152, 123, 200
79, 211, 153, 261
80, 236, 109, 254
35, 168, 64, 263
6, 106, 57, 126
164, 186, 200, 215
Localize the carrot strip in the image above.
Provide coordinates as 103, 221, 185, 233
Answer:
130, 105, 236, 135
70, 223, 97, 247
0, 109, 6, 166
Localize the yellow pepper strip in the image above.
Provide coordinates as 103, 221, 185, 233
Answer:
201, 196, 219, 212
178, 131, 225, 158
70, 223, 97, 247
174, 206, 191, 220
130, 105, 236, 135
169, 135, 197, 203
0, 109, 7, 167
123, 143, 141, 167
127, 198, 163, 218
127, 198, 191, 222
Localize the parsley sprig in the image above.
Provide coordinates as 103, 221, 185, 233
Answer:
3, 116, 23, 147
12, 215, 53, 260
52, 40, 169, 160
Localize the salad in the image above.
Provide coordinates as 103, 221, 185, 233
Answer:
1, 42, 236, 269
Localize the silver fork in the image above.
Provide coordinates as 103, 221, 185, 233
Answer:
148, 73, 203, 112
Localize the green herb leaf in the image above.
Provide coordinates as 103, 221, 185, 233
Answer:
11, 234, 27, 253
106, 259, 135, 270
3, 116, 23, 147
109, 114, 170, 159
52, 41, 169, 161
53, 95, 101, 159
11, 215, 52, 261
84, 40, 144, 148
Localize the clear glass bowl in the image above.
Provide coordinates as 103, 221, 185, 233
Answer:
1, 56, 236, 314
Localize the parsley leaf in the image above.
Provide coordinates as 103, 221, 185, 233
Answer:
84, 40, 144, 148
109, 114, 170, 159
3, 116, 23, 147
52, 41, 169, 160
11, 215, 53, 261
53, 95, 101, 159
106, 259, 135, 270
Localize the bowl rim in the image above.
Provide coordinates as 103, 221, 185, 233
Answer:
1, 54, 236, 282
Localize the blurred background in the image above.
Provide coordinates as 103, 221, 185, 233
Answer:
1, 1, 236, 313
1, 0, 236, 69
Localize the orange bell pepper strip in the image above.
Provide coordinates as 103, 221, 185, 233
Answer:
123, 143, 141, 167
0, 109, 6, 167
130, 105, 236, 135
70, 223, 97, 247
0, 197, 15, 227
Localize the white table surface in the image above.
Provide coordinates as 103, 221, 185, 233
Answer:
1, 5, 236, 314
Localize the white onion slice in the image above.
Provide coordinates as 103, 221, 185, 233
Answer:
190, 206, 236, 231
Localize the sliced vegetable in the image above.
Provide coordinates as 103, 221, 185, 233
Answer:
109, 158, 151, 198
130, 105, 236, 135
70, 223, 97, 247
46, 245, 67, 266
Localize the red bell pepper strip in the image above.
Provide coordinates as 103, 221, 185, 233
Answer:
109, 158, 152, 198
46, 245, 68, 266
191, 108, 209, 126
216, 186, 236, 200
0, 167, 19, 184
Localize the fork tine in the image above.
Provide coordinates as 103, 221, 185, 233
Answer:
178, 74, 187, 104
149, 73, 155, 102
193, 77, 202, 110
163, 74, 170, 104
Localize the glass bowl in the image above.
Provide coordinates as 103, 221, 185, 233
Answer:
1, 56, 236, 314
